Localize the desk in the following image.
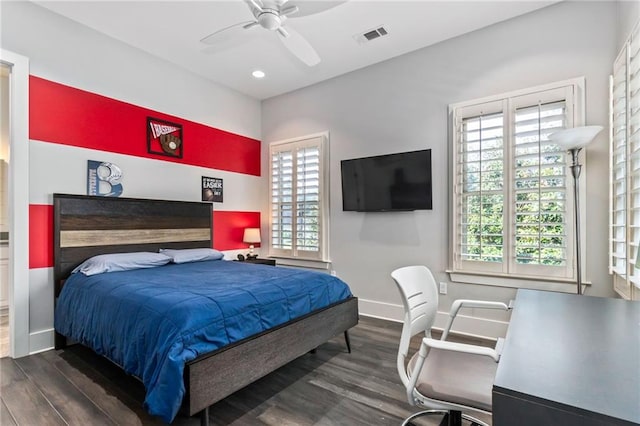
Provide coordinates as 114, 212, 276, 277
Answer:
493, 289, 640, 426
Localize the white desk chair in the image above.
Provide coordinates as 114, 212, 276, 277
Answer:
391, 265, 511, 426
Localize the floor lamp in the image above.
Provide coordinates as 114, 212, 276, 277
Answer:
548, 125, 603, 295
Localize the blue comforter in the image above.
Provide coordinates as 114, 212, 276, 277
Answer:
54, 260, 352, 423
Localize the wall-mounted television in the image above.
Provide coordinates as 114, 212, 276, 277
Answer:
341, 149, 432, 212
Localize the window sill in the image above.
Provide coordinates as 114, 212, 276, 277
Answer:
270, 256, 331, 270
447, 270, 590, 293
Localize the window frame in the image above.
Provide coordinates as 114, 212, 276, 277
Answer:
448, 78, 587, 290
268, 131, 330, 264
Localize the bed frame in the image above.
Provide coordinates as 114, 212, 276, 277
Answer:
53, 194, 359, 425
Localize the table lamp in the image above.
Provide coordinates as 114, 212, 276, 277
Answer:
243, 228, 261, 258
548, 125, 603, 294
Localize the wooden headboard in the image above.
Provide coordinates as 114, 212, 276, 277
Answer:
53, 194, 213, 297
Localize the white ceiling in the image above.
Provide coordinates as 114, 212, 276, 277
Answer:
35, 0, 558, 100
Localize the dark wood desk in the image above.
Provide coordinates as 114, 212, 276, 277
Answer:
493, 289, 640, 426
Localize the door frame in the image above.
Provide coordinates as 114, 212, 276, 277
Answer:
1, 49, 30, 358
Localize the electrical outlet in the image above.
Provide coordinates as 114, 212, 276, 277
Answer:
439, 282, 447, 295
330, 270, 337, 277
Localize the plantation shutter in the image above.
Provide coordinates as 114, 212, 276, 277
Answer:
628, 28, 640, 295
295, 146, 321, 254
269, 134, 328, 261
511, 91, 572, 279
609, 22, 640, 300
455, 100, 506, 274
271, 149, 293, 251
611, 45, 629, 296
452, 83, 577, 280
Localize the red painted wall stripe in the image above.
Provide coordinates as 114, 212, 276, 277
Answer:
28, 204, 260, 268
29, 204, 54, 269
213, 211, 261, 251
29, 76, 261, 176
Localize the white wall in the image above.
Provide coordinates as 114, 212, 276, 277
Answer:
616, 0, 640, 50
1, 1, 263, 353
0, 1, 260, 140
262, 1, 618, 338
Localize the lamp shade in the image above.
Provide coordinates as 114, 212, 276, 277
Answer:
548, 125, 603, 150
243, 228, 261, 244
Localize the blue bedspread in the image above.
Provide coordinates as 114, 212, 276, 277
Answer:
54, 260, 352, 423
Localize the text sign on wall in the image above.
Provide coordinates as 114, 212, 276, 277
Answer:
202, 176, 223, 203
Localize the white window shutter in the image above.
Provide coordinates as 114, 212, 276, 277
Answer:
271, 150, 294, 251
295, 146, 321, 254
511, 99, 570, 278
269, 134, 328, 261
451, 81, 581, 280
627, 28, 640, 293
458, 111, 505, 269
610, 22, 640, 300
611, 46, 629, 296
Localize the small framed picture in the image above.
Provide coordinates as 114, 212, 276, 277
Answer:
147, 117, 183, 158
202, 176, 223, 203
87, 160, 123, 197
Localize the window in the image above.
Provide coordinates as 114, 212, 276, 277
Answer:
269, 132, 329, 262
609, 22, 639, 300
451, 80, 585, 282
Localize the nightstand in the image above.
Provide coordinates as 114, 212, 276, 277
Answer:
244, 258, 276, 266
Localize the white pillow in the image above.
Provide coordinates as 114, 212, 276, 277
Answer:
72, 252, 172, 276
159, 248, 224, 264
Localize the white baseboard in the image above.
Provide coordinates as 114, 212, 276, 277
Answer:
358, 298, 405, 321
29, 328, 54, 355
358, 298, 509, 341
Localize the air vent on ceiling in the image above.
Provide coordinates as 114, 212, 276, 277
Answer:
354, 26, 389, 44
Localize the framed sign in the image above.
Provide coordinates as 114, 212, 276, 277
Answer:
87, 160, 123, 197
147, 117, 183, 158
202, 176, 223, 203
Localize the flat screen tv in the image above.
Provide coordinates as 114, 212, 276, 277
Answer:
341, 149, 432, 212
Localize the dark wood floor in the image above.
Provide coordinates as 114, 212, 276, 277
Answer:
0, 317, 492, 425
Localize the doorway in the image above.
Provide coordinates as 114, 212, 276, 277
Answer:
0, 63, 9, 357
1, 49, 30, 359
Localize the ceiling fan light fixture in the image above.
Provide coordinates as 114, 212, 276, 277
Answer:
202, 0, 329, 67
252, 70, 266, 79
257, 11, 281, 30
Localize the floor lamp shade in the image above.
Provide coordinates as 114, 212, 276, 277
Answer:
548, 125, 603, 295
548, 125, 603, 150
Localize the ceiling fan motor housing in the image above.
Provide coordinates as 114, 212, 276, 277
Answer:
258, 10, 281, 30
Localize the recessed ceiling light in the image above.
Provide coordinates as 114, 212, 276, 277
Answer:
252, 70, 265, 79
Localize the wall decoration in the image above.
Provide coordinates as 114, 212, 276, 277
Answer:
31, 77, 260, 175
87, 160, 123, 197
202, 176, 223, 202
29, 77, 262, 270
147, 117, 183, 158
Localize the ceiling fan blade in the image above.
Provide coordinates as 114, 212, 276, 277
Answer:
200, 20, 257, 45
290, 1, 346, 18
245, 0, 264, 13
243, 21, 260, 30
280, 4, 299, 17
278, 25, 320, 66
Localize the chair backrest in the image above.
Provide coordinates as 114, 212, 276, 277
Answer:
390, 265, 439, 387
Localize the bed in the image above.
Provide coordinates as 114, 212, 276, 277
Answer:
53, 194, 359, 425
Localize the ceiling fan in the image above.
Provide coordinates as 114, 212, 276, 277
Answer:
200, 0, 342, 67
